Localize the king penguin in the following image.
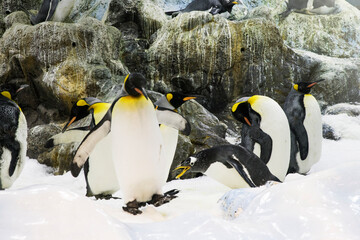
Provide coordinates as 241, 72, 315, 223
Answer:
72, 73, 179, 214
154, 92, 195, 185
283, 80, 324, 174
46, 97, 119, 199
231, 95, 291, 182
0, 84, 27, 189
165, 0, 241, 17
174, 145, 280, 188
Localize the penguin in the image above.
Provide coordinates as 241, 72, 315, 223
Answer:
45, 97, 110, 148
279, 0, 339, 18
165, 0, 241, 17
154, 92, 195, 185
283, 79, 324, 174
231, 95, 291, 182
21, 0, 75, 25
174, 145, 280, 188
71, 73, 183, 214
0, 84, 28, 190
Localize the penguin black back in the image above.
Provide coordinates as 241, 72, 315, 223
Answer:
166, 0, 239, 16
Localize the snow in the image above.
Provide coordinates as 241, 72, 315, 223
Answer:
1, 113, 360, 239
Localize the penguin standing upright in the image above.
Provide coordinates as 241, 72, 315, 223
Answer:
283, 80, 324, 174
165, 0, 241, 16
0, 84, 27, 189
154, 92, 195, 184
72, 73, 179, 214
231, 95, 291, 182
174, 145, 280, 188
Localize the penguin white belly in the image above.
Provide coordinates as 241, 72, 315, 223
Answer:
0, 112, 27, 189
52, 0, 75, 22
204, 162, 251, 189
111, 95, 164, 203
159, 125, 179, 185
252, 97, 291, 181
296, 95, 322, 174
87, 134, 119, 195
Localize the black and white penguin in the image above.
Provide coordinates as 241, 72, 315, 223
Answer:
283, 80, 324, 174
280, 0, 339, 18
231, 95, 290, 182
72, 73, 180, 214
21, 0, 75, 25
0, 84, 27, 189
154, 92, 195, 185
175, 145, 280, 188
165, 0, 241, 17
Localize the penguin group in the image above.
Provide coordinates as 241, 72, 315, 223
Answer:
175, 79, 325, 190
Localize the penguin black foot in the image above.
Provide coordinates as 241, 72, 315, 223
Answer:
148, 189, 180, 207
94, 194, 121, 200
122, 200, 146, 215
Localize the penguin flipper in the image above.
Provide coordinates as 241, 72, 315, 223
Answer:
226, 157, 257, 188
45, 127, 90, 148
248, 126, 273, 165
156, 108, 191, 135
7, 141, 20, 177
71, 119, 111, 177
292, 122, 309, 160
46, 0, 60, 21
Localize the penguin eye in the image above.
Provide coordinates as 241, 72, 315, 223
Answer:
190, 162, 194, 166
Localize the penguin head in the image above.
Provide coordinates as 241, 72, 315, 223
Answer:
221, 0, 242, 12
0, 83, 28, 100
231, 97, 253, 126
124, 73, 149, 99
175, 152, 211, 178
166, 92, 196, 109
293, 79, 325, 94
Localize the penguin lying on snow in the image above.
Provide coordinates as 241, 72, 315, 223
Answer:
21, 0, 75, 25
71, 73, 190, 214
231, 95, 291, 183
174, 145, 280, 188
165, 0, 242, 17
283, 79, 324, 174
0, 84, 28, 190
279, 0, 340, 18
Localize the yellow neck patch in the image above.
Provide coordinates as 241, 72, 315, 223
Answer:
248, 95, 260, 105
76, 99, 89, 107
166, 93, 173, 103
1, 91, 12, 100
124, 74, 130, 85
232, 101, 246, 112
294, 84, 299, 91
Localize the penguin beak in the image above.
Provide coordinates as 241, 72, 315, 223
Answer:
183, 96, 196, 101
62, 116, 77, 132
307, 79, 325, 88
135, 87, 149, 100
244, 117, 251, 126
232, 1, 239, 4
16, 84, 29, 94
174, 166, 191, 179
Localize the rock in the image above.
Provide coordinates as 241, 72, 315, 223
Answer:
147, 12, 308, 112
4, 11, 31, 29
346, 0, 360, 9
325, 103, 360, 117
322, 123, 341, 141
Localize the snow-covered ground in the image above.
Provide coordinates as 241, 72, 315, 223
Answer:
1, 112, 360, 240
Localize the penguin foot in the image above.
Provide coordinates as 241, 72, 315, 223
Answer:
148, 189, 179, 207
122, 200, 145, 215
94, 194, 121, 200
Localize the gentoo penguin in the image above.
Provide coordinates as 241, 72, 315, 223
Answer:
72, 73, 181, 214
0, 84, 28, 190
283, 79, 324, 174
21, 0, 75, 25
231, 95, 291, 182
165, 0, 241, 17
175, 145, 280, 188
279, 0, 339, 18
154, 92, 195, 185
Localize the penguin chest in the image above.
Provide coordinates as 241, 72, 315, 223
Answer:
52, 0, 75, 22
297, 95, 322, 173
159, 125, 179, 184
111, 96, 164, 202
204, 162, 251, 189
